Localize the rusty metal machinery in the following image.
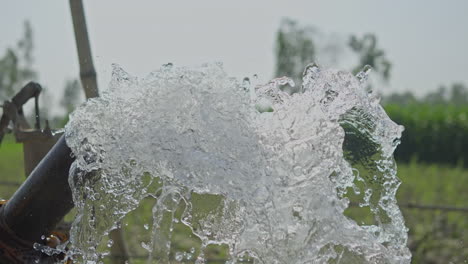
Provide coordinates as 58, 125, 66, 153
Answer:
0, 82, 62, 176
0, 83, 74, 263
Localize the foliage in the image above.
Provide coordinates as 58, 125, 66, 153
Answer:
61, 79, 83, 114
348, 33, 391, 80
382, 84, 468, 166
0, 136, 24, 200
275, 18, 317, 84
385, 103, 468, 166
0, 21, 37, 100
274, 18, 391, 87
396, 162, 468, 264
383, 82, 468, 106
0, 21, 85, 129
382, 91, 418, 106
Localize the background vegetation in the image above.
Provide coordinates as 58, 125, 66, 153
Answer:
0, 19, 466, 263
386, 103, 468, 166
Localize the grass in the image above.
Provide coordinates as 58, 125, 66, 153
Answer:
396, 162, 468, 263
0, 135, 25, 200
0, 138, 466, 263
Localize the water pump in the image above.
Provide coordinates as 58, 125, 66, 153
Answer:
0, 83, 74, 263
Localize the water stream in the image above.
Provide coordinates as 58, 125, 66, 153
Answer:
62, 63, 411, 263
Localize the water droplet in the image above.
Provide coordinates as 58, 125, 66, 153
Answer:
162, 62, 173, 70
255, 98, 274, 113
41, 235, 46, 240
268, 76, 295, 88
303, 62, 320, 78
293, 165, 303, 176
129, 159, 137, 166
242, 77, 251, 92
292, 205, 303, 213
175, 251, 184, 261
52, 128, 65, 136
356, 65, 372, 83
33, 243, 41, 250
302, 62, 320, 92
141, 242, 151, 251
277, 110, 286, 120
360, 189, 373, 207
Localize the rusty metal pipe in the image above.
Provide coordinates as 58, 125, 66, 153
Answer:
0, 136, 74, 243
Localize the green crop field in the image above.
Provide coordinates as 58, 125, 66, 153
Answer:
385, 103, 468, 166
0, 136, 466, 263
0, 136, 24, 199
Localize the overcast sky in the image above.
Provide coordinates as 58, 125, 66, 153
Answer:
1, 0, 468, 112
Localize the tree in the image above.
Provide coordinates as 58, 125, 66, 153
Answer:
382, 83, 468, 106
274, 18, 316, 91
274, 19, 392, 89
0, 49, 19, 99
0, 21, 37, 100
60, 79, 83, 113
449, 83, 468, 105
424, 86, 447, 105
382, 91, 417, 106
349, 33, 392, 81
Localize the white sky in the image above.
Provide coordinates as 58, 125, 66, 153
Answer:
1, 0, 468, 112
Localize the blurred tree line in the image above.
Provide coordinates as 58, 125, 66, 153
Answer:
0, 21, 83, 128
275, 18, 468, 105
383, 83, 468, 106
275, 18, 392, 84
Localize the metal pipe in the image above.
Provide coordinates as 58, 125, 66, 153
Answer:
0, 136, 74, 242
11, 82, 42, 107
69, 0, 99, 99
0, 82, 42, 142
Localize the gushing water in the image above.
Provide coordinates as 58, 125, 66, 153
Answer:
63, 63, 410, 263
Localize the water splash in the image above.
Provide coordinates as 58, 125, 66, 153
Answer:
64, 63, 410, 263
301, 62, 320, 93
356, 65, 372, 83
254, 76, 295, 113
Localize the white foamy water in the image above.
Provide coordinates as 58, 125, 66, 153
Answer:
63, 63, 410, 263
